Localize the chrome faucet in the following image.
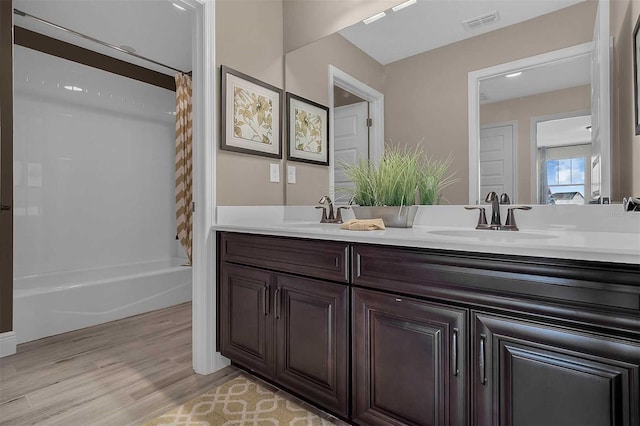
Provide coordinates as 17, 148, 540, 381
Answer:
316, 195, 349, 224
317, 195, 334, 222
485, 192, 502, 227
466, 192, 531, 231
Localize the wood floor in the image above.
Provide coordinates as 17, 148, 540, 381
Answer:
0, 303, 240, 425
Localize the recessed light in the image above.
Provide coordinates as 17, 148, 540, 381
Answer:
64, 85, 83, 92
363, 12, 386, 25
392, 0, 417, 12
172, 2, 186, 11
505, 72, 522, 78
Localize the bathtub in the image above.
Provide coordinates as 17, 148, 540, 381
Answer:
13, 258, 192, 344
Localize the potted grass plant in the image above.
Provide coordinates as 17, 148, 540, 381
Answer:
339, 144, 457, 227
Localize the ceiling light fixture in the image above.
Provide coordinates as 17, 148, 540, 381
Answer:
392, 0, 417, 12
505, 72, 522, 78
172, 2, 186, 11
64, 85, 83, 92
363, 12, 386, 25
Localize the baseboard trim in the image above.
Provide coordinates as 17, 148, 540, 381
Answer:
0, 331, 16, 357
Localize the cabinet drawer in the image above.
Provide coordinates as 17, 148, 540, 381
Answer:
219, 232, 349, 283
352, 244, 640, 335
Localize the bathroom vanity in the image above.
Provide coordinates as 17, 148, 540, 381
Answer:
216, 221, 640, 425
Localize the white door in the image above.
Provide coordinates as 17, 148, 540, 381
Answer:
590, 0, 611, 200
479, 124, 515, 201
334, 102, 368, 202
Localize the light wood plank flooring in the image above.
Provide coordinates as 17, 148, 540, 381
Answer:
0, 303, 348, 426
0, 303, 240, 425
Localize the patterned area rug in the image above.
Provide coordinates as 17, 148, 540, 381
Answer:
142, 375, 336, 426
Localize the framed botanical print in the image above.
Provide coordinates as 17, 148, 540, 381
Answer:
286, 93, 329, 166
221, 65, 283, 158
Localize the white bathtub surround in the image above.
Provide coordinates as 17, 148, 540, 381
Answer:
215, 205, 640, 264
13, 46, 179, 278
0, 332, 17, 357
12, 47, 192, 345
14, 258, 191, 344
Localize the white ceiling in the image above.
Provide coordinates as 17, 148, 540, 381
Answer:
339, 0, 587, 65
537, 115, 592, 147
13, 0, 192, 75
479, 53, 592, 104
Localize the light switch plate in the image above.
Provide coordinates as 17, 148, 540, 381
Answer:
287, 165, 296, 184
269, 163, 280, 183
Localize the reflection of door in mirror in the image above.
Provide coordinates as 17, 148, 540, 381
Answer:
334, 86, 369, 203
477, 46, 593, 204
480, 123, 516, 202
535, 115, 592, 204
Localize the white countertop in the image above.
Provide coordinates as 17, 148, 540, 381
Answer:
214, 206, 640, 265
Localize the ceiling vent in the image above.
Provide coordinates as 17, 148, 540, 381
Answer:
462, 11, 500, 31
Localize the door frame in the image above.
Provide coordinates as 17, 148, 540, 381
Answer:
530, 110, 591, 204
178, 0, 229, 375
328, 65, 383, 202
0, 0, 15, 357
479, 121, 518, 203
468, 42, 593, 204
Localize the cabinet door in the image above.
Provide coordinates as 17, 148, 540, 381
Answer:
274, 274, 349, 417
353, 288, 468, 426
473, 312, 640, 426
220, 263, 273, 377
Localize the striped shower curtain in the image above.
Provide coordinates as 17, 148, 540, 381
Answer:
175, 73, 193, 265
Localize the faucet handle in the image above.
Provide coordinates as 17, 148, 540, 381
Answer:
335, 206, 350, 224
623, 197, 640, 211
315, 206, 328, 223
500, 193, 511, 204
464, 206, 488, 229
504, 206, 532, 231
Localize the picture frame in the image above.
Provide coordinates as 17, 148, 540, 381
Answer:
220, 65, 283, 158
286, 93, 330, 166
634, 14, 640, 135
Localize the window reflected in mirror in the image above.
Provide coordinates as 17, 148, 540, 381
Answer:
535, 116, 591, 204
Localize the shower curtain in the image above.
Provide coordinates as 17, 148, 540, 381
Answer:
175, 73, 193, 264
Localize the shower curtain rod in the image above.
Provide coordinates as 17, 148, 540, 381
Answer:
13, 8, 190, 75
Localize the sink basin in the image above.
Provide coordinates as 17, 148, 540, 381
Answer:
428, 229, 558, 241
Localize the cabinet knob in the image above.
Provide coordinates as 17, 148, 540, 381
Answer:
1, 204, 11, 212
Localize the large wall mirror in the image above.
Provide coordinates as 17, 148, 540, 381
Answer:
283, 0, 623, 206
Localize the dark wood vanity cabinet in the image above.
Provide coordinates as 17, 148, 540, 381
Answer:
218, 232, 640, 425
220, 263, 273, 377
351, 243, 640, 426
218, 233, 350, 417
274, 274, 349, 416
472, 312, 640, 426
352, 288, 468, 426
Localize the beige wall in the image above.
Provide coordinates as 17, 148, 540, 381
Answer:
611, 0, 640, 199
283, 0, 403, 53
215, 0, 285, 205
383, 1, 597, 204
284, 33, 386, 205
480, 85, 591, 203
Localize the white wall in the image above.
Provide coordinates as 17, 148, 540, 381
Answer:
13, 46, 178, 277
